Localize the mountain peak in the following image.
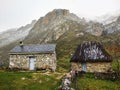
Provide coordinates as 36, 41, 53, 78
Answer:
51, 9, 70, 16
32, 9, 81, 31
42, 9, 70, 24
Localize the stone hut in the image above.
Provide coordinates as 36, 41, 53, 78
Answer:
9, 43, 56, 71
70, 41, 113, 72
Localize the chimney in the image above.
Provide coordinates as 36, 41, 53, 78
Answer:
19, 41, 23, 48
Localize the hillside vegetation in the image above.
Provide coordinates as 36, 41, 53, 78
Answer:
0, 9, 120, 90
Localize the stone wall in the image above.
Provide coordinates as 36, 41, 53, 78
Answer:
35, 53, 56, 71
71, 62, 112, 72
9, 54, 29, 70
9, 53, 56, 71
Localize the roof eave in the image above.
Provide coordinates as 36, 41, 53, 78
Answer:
9, 51, 55, 55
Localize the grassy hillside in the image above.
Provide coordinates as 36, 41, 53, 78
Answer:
0, 30, 119, 89
0, 9, 120, 90
72, 73, 120, 90
0, 71, 119, 90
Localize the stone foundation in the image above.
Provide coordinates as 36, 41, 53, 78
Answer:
9, 53, 56, 71
71, 62, 112, 72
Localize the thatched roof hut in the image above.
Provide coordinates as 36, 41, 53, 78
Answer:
70, 41, 113, 72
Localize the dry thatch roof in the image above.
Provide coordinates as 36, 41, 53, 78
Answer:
70, 41, 112, 62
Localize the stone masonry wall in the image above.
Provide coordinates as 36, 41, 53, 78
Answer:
9, 53, 56, 71
35, 53, 56, 71
71, 62, 112, 72
9, 54, 29, 70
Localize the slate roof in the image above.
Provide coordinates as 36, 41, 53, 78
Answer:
70, 41, 112, 62
10, 44, 56, 54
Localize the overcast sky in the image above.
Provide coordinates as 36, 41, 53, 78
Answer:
0, 0, 120, 32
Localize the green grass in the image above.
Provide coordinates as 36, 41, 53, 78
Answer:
0, 72, 63, 90
0, 71, 119, 90
0, 20, 120, 90
72, 73, 120, 90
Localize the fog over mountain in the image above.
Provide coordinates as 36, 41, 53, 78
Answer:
0, 0, 120, 32
0, 20, 36, 48
92, 9, 120, 25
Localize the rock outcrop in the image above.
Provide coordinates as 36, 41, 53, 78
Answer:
103, 16, 120, 34
86, 22, 104, 36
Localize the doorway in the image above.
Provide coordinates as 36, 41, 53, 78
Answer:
82, 63, 87, 72
29, 57, 36, 70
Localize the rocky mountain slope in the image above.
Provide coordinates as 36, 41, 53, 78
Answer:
0, 20, 36, 48
0, 9, 120, 67
24, 9, 85, 44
